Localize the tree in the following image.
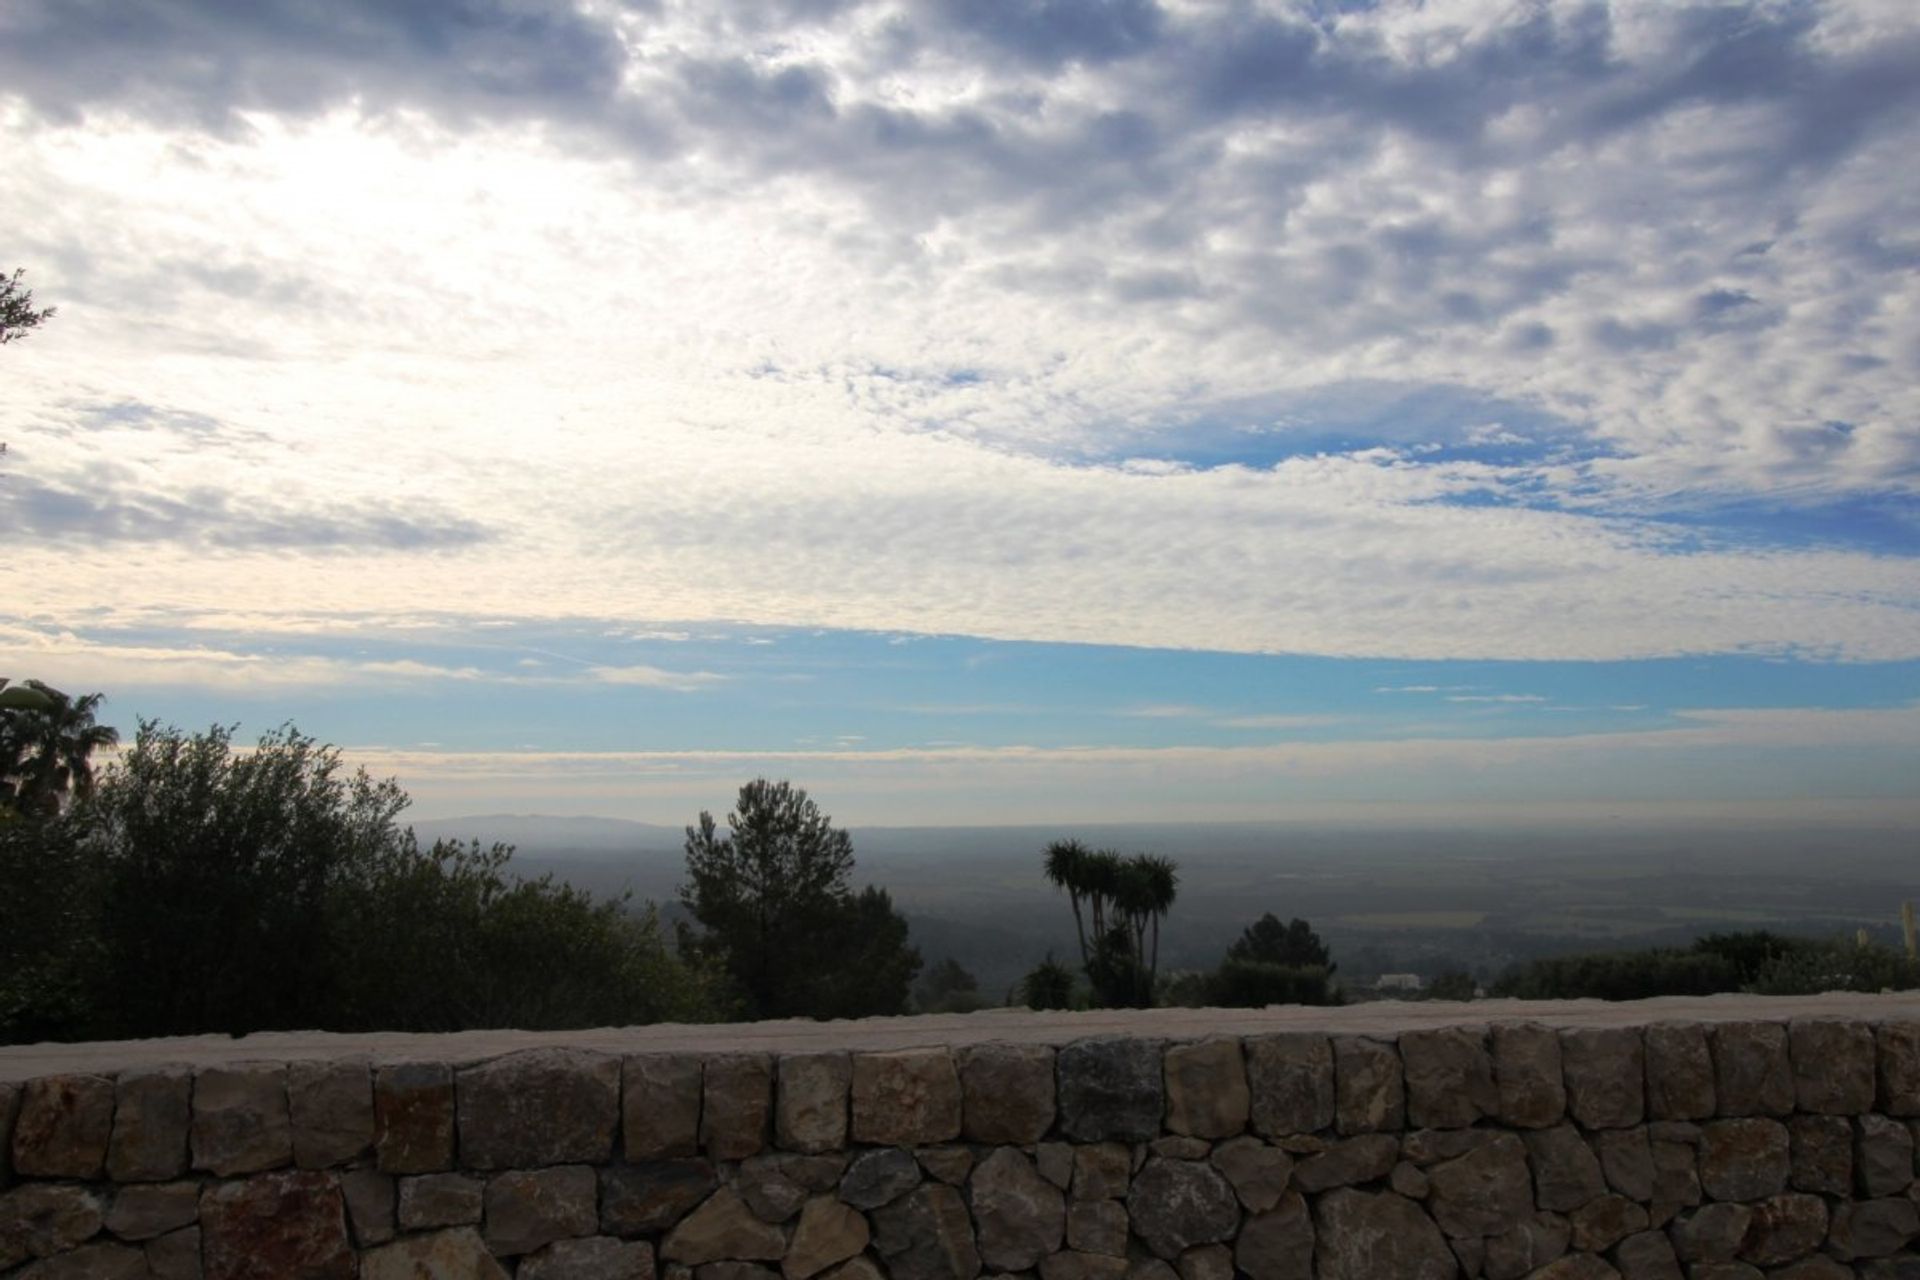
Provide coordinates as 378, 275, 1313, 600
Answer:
1041, 840, 1179, 1008
0, 268, 56, 345
0, 682, 120, 815
1043, 839, 1093, 969
1225, 914, 1336, 973
680, 779, 919, 1019
1020, 952, 1076, 1010
916, 957, 983, 1014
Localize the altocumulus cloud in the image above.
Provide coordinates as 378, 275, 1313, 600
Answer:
1, 0, 1917, 667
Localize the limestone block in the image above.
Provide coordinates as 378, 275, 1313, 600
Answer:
959, 1044, 1055, 1144
1735, 1193, 1827, 1267
1609, 1228, 1681, 1280
1482, 1212, 1571, 1280
1524, 1123, 1608, 1212
1492, 1023, 1566, 1130
1290, 1133, 1398, 1193
1829, 1197, 1920, 1260
972, 1147, 1066, 1271
1311, 1188, 1455, 1280
144, 1225, 201, 1280
287, 1059, 374, 1170
703, 1054, 774, 1161
1593, 1127, 1653, 1201
458, 1048, 619, 1169
1567, 1193, 1647, 1253
521, 1236, 656, 1280
339, 1166, 395, 1246
1400, 1025, 1498, 1130
398, 1172, 483, 1229
1668, 1203, 1752, 1262
10, 1074, 113, 1179
107, 1066, 192, 1182
851, 1049, 962, 1147
1056, 1039, 1165, 1143
784, 1196, 869, 1280
1789, 1019, 1877, 1115
1710, 1022, 1794, 1117
1425, 1133, 1532, 1239
1070, 1143, 1131, 1200
0, 1183, 104, 1266
777, 1053, 851, 1154
601, 1159, 720, 1234
1859, 1113, 1916, 1196
1787, 1113, 1851, 1195
1245, 1033, 1334, 1137
360, 1227, 509, 1280
1642, 1024, 1715, 1121
1699, 1118, 1790, 1201
191, 1064, 292, 1176
838, 1148, 921, 1210
869, 1182, 981, 1280
1234, 1191, 1313, 1280
199, 1170, 354, 1280
1209, 1135, 1293, 1212
1560, 1028, 1644, 1130
1877, 1022, 1920, 1116
373, 1060, 454, 1174
661, 1187, 786, 1264
12, 1240, 148, 1279
1127, 1158, 1239, 1260
1163, 1038, 1249, 1139
1331, 1036, 1403, 1135
1066, 1199, 1127, 1256
625, 1054, 703, 1160
483, 1165, 599, 1257
104, 1180, 199, 1240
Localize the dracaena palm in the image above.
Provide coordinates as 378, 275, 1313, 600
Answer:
8, 682, 119, 813
1042, 838, 1093, 969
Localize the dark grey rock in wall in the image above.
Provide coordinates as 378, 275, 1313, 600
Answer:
1245, 1033, 1334, 1138
958, 1044, 1055, 1145
1711, 1023, 1794, 1118
1788, 1021, 1876, 1116
458, 1049, 620, 1169
10, 1074, 114, 1180
1399, 1026, 1498, 1131
624, 1054, 703, 1160
871, 1182, 982, 1280
191, 1063, 292, 1177
1056, 1040, 1165, 1143
107, 1066, 191, 1182
1312, 1188, 1455, 1280
1491, 1023, 1565, 1130
1331, 1037, 1403, 1136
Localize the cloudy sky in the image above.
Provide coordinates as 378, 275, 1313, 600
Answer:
3, 0, 1917, 826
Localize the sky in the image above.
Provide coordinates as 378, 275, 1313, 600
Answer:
2, 0, 1917, 827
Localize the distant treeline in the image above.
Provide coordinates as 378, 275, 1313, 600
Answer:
1490, 930, 1920, 1002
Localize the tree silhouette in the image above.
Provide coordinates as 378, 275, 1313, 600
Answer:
0, 682, 119, 814
1041, 841, 1178, 1008
0, 269, 56, 345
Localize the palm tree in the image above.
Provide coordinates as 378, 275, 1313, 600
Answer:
1043, 839, 1093, 969
1132, 854, 1179, 993
6, 682, 118, 813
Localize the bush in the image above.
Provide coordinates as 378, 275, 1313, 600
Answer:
0, 811, 106, 1042
1747, 939, 1920, 995
1210, 960, 1338, 1008
1492, 947, 1738, 1001
1020, 953, 1077, 1010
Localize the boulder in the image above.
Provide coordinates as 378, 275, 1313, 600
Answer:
0, 1183, 104, 1265
1669, 1203, 1753, 1262
1491, 1024, 1565, 1130
520, 1236, 655, 1280
1736, 1192, 1826, 1267
143, 1225, 201, 1280
1126, 1158, 1240, 1260
1331, 1037, 1403, 1135
1177, 1243, 1233, 1280
661, 1188, 787, 1265
192, 1064, 292, 1177
1642, 1024, 1715, 1121
1560, 1029, 1643, 1130
1209, 1135, 1293, 1212
199, 1170, 354, 1280
603, 1159, 720, 1234
625, 1054, 703, 1160
784, 1196, 869, 1280
361, 1227, 510, 1280
103, 1180, 198, 1240
1829, 1196, 1920, 1260
483, 1165, 599, 1257
1311, 1188, 1455, 1280
839, 1148, 922, 1210
738, 1161, 807, 1224
1698, 1118, 1790, 1201
398, 1172, 483, 1230
1592, 1127, 1653, 1201
1710, 1023, 1794, 1117
11, 1240, 148, 1279
107, 1066, 192, 1182
1786, 1113, 1850, 1195
1245, 1034, 1335, 1137
373, 1061, 455, 1174
287, 1059, 374, 1170
1788, 1020, 1876, 1115
704, 1055, 774, 1160
1235, 1191, 1312, 1280
1057, 1040, 1165, 1143
1482, 1211, 1571, 1280
1163, 1039, 1249, 1139
1858, 1112, 1915, 1196
1071, 1143, 1131, 1200
458, 1049, 620, 1168
1566, 1194, 1646, 1253
958, 1044, 1055, 1144
971, 1148, 1065, 1271
777, 1053, 851, 1154
10, 1075, 114, 1179
1876, 1022, 1920, 1116
1609, 1228, 1681, 1280
1066, 1199, 1127, 1256
1400, 1026, 1498, 1130
851, 1050, 962, 1147
1523, 1124, 1607, 1212
1424, 1133, 1532, 1239
916, 1146, 974, 1185
870, 1182, 981, 1280
1289, 1133, 1398, 1193
339, 1166, 395, 1246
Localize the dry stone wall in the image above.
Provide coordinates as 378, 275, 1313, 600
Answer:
5, 1016, 1920, 1278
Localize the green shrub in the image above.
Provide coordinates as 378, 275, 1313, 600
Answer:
1210, 959, 1337, 1008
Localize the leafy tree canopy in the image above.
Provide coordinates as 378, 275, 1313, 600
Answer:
0, 268, 56, 345
1226, 913, 1336, 973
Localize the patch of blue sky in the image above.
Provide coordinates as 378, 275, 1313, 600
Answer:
1627, 493, 1920, 557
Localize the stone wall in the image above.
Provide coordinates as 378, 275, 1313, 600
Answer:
5, 1014, 1920, 1278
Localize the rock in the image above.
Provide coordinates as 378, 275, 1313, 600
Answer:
399, 1172, 483, 1229
1877, 1022, 1920, 1116
959, 1044, 1055, 1145
1710, 1023, 1794, 1117
12, 1241, 148, 1279
1401, 1127, 1505, 1165
1567, 1194, 1646, 1252
1425, 1133, 1532, 1239
871, 1182, 981, 1280
737, 1160, 808, 1223
1209, 1135, 1293, 1212
767, 1153, 848, 1193
1642, 1024, 1715, 1121
1860, 1112, 1916, 1196
704, 1055, 774, 1160
144, 1225, 201, 1280
287, 1059, 373, 1170
1786, 1113, 1850, 1195
784, 1196, 869, 1280
0, 1082, 16, 1189
626, 1054, 704, 1160
1151, 1135, 1212, 1159
662, 1187, 787, 1265
483, 1165, 599, 1257
1789, 1020, 1876, 1115
1129, 1257, 1179, 1280
1526, 1256, 1619, 1280
1609, 1229, 1680, 1280
1290, 1133, 1398, 1193
1400, 1026, 1498, 1130
777, 1053, 851, 1154
1057, 1040, 1165, 1143
1491, 1024, 1566, 1130
199, 1170, 354, 1280
1830, 1197, 1920, 1259
10, 1074, 114, 1179
821, 1258, 885, 1280
459, 1049, 619, 1169
839, 1148, 922, 1210
1176, 1243, 1233, 1280
700, 1265, 778, 1280
1040, 1250, 1129, 1280
373, 1061, 454, 1174
361, 1227, 510, 1280
521, 1236, 655, 1280
1736, 1192, 1826, 1266
851, 1050, 961, 1147
1682, 1265, 1761, 1280
1524, 1124, 1607, 1212
1593, 1127, 1653, 1201
1312, 1188, 1455, 1280
1126, 1158, 1240, 1261
972, 1148, 1065, 1270
1648, 1137, 1700, 1214
1245, 1034, 1335, 1137
1072, 1143, 1131, 1200
1390, 1161, 1430, 1198
104, 1180, 198, 1240
1698, 1118, 1790, 1201
1482, 1212, 1571, 1280
107, 1066, 192, 1182
1066, 1199, 1127, 1256
603, 1160, 720, 1234
1560, 1029, 1643, 1130
1765, 1259, 1850, 1280
1235, 1191, 1312, 1280
339, 1167, 394, 1246
1331, 1037, 1403, 1135
1669, 1203, 1752, 1261
0, 1183, 104, 1265
192, 1063, 292, 1177
1035, 1143, 1073, 1190
1163, 1039, 1249, 1139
